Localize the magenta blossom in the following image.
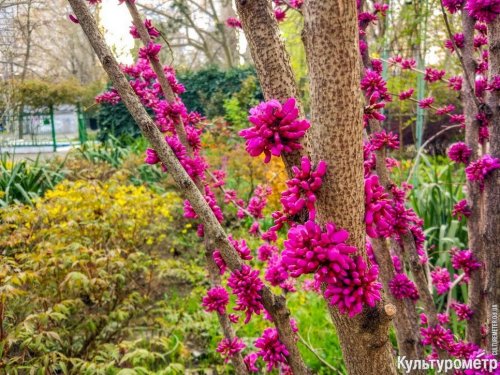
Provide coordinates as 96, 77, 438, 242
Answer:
274, 8, 286, 22
95, 89, 121, 105
438, 313, 450, 325
69, 14, 79, 24
228, 265, 264, 323
448, 142, 472, 164
451, 248, 481, 276
282, 220, 356, 278
418, 96, 435, 109
421, 325, 455, 351
361, 70, 388, 98
452, 199, 472, 220
213, 250, 227, 275
228, 235, 253, 261
202, 286, 229, 315
138, 42, 162, 61
401, 58, 417, 69
265, 255, 289, 287
364, 174, 394, 238
465, 0, 500, 23
443, 0, 465, 13
255, 328, 289, 372
239, 98, 310, 163
130, 19, 160, 39
389, 273, 419, 300
144, 148, 160, 164
363, 92, 387, 125
324, 256, 382, 317
216, 337, 246, 363
445, 33, 465, 52
248, 185, 272, 219
370, 130, 399, 150
451, 302, 474, 321
399, 88, 414, 100
257, 244, 279, 262
465, 154, 500, 188
280, 156, 327, 220
244, 353, 259, 372
487, 75, 500, 91
431, 267, 451, 295
449, 76, 463, 91
424, 68, 446, 83
436, 104, 455, 115
226, 17, 242, 28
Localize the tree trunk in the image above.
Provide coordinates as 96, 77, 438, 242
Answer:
302, 1, 397, 374
462, 11, 485, 345
235, 0, 304, 176
483, 17, 500, 353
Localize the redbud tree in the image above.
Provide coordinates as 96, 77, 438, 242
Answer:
68, 0, 499, 373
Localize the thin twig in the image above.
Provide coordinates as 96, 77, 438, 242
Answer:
297, 333, 341, 374
406, 124, 463, 184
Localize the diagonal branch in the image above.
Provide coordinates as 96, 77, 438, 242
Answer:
67, 1, 307, 373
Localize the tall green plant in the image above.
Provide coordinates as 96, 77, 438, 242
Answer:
406, 155, 467, 255
0, 153, 66, 206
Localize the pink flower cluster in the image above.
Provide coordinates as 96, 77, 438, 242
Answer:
254, 328, 289, 371
216, 337, 246, 363
370, 130, 399, 150
451, 302, 474, 321
228, 265, 264, 323
431, 267, 451, 295
451, 248, 481, 277
324, 256, 382, 317
281, 220, 381, 316
280, 156, 327, 220
364, 174, 394, 238
239, 98, 309, 163
282, 220, 356, 278
448, 142, 472, 164
202, 286, 229, 315
247, 185, 272, 219
228, 235, 253, 261
130, 19, 160, 39
138, 42, 162, 61
465, 0, 500, 23
452, 199, 472, 220
443, 0, 465, 13
465, 154, 500, 188
225, 17, 242, 28
421, 324, 455, 351
389, 273, 419, 300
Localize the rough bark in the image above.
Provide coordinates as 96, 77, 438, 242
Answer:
235, 0, 304, 175
371, 238, 424, 364
303, 1, 396, 374
483, 17, 500, 353
67, 1, 308, 373
462, 11, 485, 345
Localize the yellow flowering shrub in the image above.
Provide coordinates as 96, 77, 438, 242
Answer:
0, 178, 223, 374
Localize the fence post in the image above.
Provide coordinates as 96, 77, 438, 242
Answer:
49, 105, 57, 152
77, 103, 87, 144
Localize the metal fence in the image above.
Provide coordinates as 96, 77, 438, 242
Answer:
0, 104, 88, 153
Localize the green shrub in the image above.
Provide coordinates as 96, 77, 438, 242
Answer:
177, 65, 263, 118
